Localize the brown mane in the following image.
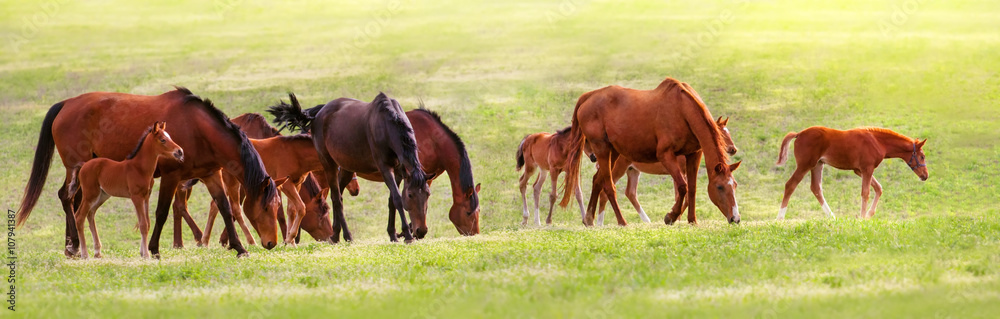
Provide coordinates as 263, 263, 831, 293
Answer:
666, 78, 730, 164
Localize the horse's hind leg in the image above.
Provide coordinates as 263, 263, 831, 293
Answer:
657, 153, 687, 225
545, 169, 560, 225
866, 176, 883, 218
88, 191, 111, 258
200, 200, 219, 247
58, 171, 82, 258
281, 183, 306, 246
129, 195, 152, 259
810, 164, 835, 218
858, 170, 874, 219
778, 163, 812, 220
531, 169, 546, 226
518, 164, 535, 226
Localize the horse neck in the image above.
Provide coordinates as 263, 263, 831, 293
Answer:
434, 138, 470, 200
676, 90, 728, 169
870, 130, 914, 159
129, 137, 162, 179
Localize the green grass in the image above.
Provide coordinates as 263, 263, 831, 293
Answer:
2, 0, 999, 318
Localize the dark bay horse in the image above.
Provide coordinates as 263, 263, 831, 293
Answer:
68, 122, 184, 258
561, 77, 742, 226
515, 127, 586, 226
16, 87, 280, 258
776, 126, 928, 219
270, 92, 433, 243
594, 117, 738, 225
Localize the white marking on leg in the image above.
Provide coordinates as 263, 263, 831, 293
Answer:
822, 202, 835, 219
596, 211, 605, 226
637, 207, 650, 223
777, 207, 787, 220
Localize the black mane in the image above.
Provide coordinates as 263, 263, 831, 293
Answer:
125, 125, 156, 160
374, 93, 426, 186
555, 126, 572, 135
176, 87, 277, 206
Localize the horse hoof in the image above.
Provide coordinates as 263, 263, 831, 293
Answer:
404, 238, 415, 244
151, 253, 161, 260
236, 251, 249, 258
664, 217, 676, 225
94, 253, 103, 259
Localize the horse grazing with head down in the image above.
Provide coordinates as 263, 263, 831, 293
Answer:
593, 116, 738, 225
68, 122, 184, 258
271, 95, 481, 239
776, 126, 928, 219
270, 92, 434, 243
16, 87, 281, 258
515, 127, 586, 226
561, 77, 742, 226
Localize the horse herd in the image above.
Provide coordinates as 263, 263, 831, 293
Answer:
14, 77, 929, 259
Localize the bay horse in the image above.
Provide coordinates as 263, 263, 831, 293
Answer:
269, 92, 434, 243
515, 127, 586, 226
594, 117, 738, 225
272, 95, 480, 238
776, 126, 928, 219
15, 87, 281, 258
67, 122, 184, 258
560, 77, 742, 226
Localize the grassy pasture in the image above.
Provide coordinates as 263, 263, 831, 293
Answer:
1, 0, 999, 318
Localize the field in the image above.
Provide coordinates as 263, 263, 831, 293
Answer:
2, 0, 1000, 317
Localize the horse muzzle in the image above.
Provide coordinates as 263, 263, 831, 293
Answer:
174, 150, 185, 162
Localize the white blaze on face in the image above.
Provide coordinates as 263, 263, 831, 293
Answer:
163, 131, 171, 140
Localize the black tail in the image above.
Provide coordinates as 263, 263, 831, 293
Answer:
516, 134, 528, 171
16, 101, 65, 227
267, 93, 314, 133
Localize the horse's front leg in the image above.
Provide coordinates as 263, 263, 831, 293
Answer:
380, 167, 413, 243
657, 152, 687, 225
148, 175, 180, 259
683, 152, 702, 224
200, 171, 248, 257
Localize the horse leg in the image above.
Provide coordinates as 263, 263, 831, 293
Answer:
385, 195, 399, 242
74, 190, 102, 259
597, 189, 607, 226
574, 177, 586, 225
858, 170, 873, 219
519, 164, 535, 226
277, 203, 288, 242
335, 169, 355, 242
810, 164, 835, 219
228, 182, 256, 246
683, 152, 702, 224
130, 195, 152, 258
88, 191, 111, 258
58, 171, 81, 258
603, 150, 627, 226
531, 169, 546, 226
545, 169, 560, 225
177, 191, 203, 245
200, 171, 248, 257
626, 167, 651, 223
148, 176, 180, 259
658, 153, 687, 225
380, 169, 413, 243
171, 184, 203, 248
281, 183, 306, 246
200, 200, 218, 247
867, 176, 883, 218
778, 165, 811, 220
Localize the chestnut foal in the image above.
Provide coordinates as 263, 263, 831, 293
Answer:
776, 126, 928, 219
68, 122, 184, 258
515, 127, 586, 226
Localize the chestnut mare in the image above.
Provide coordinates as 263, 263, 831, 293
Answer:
594, 117, 738, 225
16, 87, 280, 258
561, 77, 742, 226
776, 126, 928, 219
68, 122, 184, 258
272, 96, 481, 238
270, 92, 433, 243
515, 127, 586, 226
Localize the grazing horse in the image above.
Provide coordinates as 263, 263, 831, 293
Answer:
594, 117, 738, 225
269, 92, 433, 243
16, 87, 280, 258
515, 127, 586, 226
560, 77, 742, 226
775, 126, 928, 219
272, 96, 480, 238
67, 122, 184, 258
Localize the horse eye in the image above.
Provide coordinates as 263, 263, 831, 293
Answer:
407, 193, 413, 199
716, 185, 724, 191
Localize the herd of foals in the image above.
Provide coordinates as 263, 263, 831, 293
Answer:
13, 76, 929, 259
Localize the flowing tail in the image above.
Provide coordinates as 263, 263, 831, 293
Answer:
558, 91, 594, 207
16, 101, 65, 227
515, 135, 529, 171
776, 132, 798, 165
268, 93, 315, 134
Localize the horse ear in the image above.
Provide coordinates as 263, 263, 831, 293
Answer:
475, 183, 481, 193
272, 176, 290, 187
716, 116, 723, 124
729, 161, 742, 172
425, 172, 436, 181
917, 138, 927, 148
714, 163, 726, 174
723, 116, 730, 126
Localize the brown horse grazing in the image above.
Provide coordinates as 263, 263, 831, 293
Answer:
515, 127, 586, 226
15, 87, 280, 258
269, 92, 433, 243
273, 96, 480, 238
560, 77, 742, 226
594, 117, 738, 225
67, 122, 184, 258
776, 126, 928, 219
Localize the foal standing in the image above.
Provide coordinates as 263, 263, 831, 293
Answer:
776, 126, 928, 219
69, 122, 184, 258
515, 127, 586, 226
